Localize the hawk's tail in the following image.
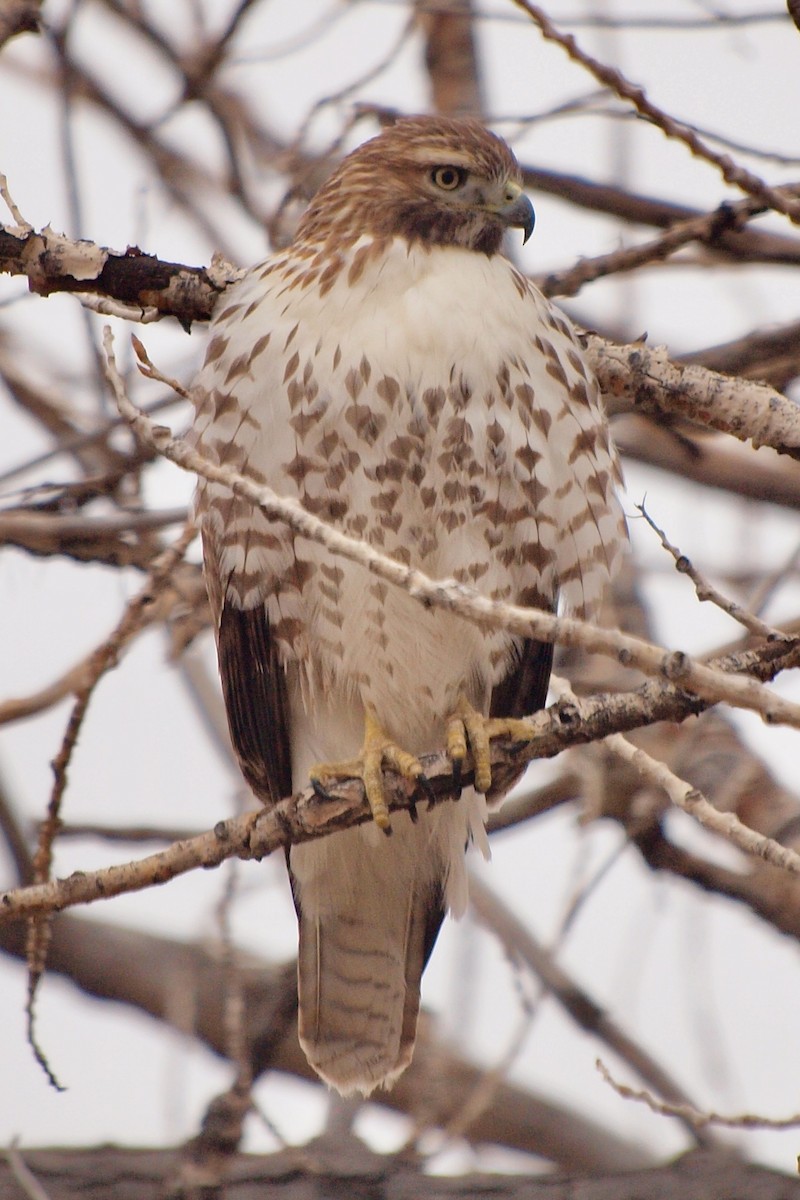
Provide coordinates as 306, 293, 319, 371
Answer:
290, 817, 447, 1097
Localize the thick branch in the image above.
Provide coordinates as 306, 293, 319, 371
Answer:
683, 319, 800, 390
0, 0, 40, 47
0, 506, 187, 564
417, 0, 484, 117
0, 1146, 795, 1199
0, 223, 237, 327
590, 336, 800, 458
2, 637, 798, 925
616, 417, 800, 509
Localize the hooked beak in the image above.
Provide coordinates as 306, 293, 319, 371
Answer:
494, 180, 535, 244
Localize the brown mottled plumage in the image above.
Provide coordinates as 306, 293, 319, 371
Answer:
191, 116, 626, 1096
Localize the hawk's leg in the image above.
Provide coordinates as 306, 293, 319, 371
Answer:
446, 695, 531, 794
309, 707, 426, 833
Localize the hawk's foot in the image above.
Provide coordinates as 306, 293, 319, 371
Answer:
309, 707, 426, 833
446, 695, 531, 794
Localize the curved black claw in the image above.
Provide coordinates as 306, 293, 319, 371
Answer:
451, 757, 463, 796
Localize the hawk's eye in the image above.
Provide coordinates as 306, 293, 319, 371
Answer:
431, 165, 467, 191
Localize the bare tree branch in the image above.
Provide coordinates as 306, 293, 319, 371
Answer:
616, 417, 800, 509
591, 337, 800, 458
3, 633, 799, 926
597, 1058, 800, 1132
4, 223, 799, 469
539, 196, 778, 299
468, 873, 715, 1146
511, 0, 800, 224
520, 164, 800, 266
0, 223, 238, 326
417, 0, 484, 117
1, 1146, 797, 1200
0, 0, 40, 49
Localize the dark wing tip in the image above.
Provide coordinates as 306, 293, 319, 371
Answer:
218, 600, 293, 806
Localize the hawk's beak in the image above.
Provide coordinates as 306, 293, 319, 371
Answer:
495, 182, 535, 244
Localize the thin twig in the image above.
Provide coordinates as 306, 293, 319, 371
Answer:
550, 675, 800, 878
603, 730, 800, 874
745, 542, 800, 619
511, 0, 800, 225
0, 173, 32, 230
541, 196, 769, 299
468, 874, 715, 1145
216, 862, 252, 1093
0, 552, 199, 728
637, 503, 784, 641
597, 1058, 800, 1130
23, 520, 197, 1088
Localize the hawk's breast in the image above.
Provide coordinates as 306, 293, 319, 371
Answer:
192, 236, 625, 746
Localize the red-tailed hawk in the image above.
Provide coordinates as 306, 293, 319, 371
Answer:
191, 116, 626, 1096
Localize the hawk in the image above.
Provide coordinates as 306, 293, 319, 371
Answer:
191, 116, 626, 1096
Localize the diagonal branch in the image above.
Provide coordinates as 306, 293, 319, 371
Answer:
520, 164, 800, 266
3, 636, 799, 926
539, 196, 774, 299
105, 328, 800, 733
468, 873, 715, 1146
589, 337, 800, 458
511, 0, 800, 225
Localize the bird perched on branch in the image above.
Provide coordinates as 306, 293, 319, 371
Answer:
191, 115, 626, 1096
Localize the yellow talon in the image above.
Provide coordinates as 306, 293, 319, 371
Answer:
445, 711, 468, 773
309, 707, 424, 833
446, 696, 492, 793
446, 696, 532, 794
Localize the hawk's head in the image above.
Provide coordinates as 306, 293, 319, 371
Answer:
296, 116, 534, 256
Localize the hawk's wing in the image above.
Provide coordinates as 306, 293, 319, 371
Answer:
217, 599, 293, 807
490, 634, 554, 720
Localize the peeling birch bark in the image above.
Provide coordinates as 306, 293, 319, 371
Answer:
589, 335, 800, 457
